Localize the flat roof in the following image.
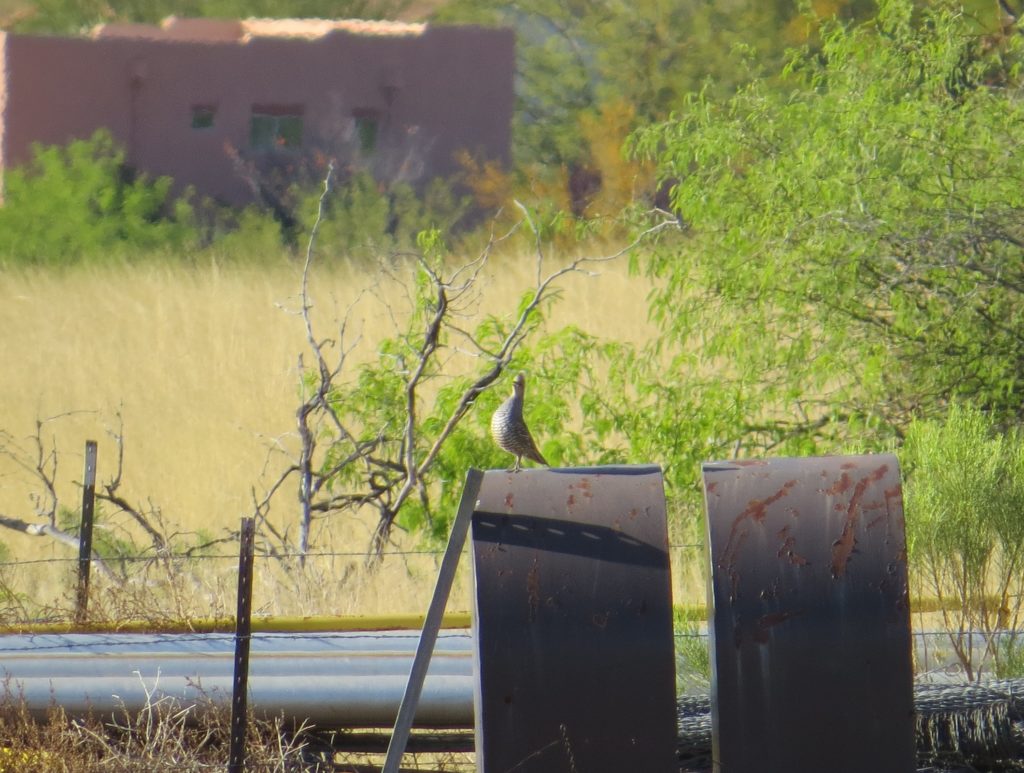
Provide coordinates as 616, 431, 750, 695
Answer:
92, 16, 427, 42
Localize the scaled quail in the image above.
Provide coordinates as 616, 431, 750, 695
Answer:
491, 372, 548, 472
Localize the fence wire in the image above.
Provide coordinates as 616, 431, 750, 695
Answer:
0, 543, 707, 569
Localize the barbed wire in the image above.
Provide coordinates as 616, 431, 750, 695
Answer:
0, 628, 474, 654
0, 543, 707, 569
0, 550, 445, 568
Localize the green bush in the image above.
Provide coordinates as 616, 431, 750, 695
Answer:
295, 173, 470, 263
902, 404, 1024, 680
0, 131, 475, 267
200, 204, 292, 265
994, 634, 1024, 679
0, 130, 196, 266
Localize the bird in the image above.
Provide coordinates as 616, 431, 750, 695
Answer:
999, 0, 1018, 26
490, 371, 548, 472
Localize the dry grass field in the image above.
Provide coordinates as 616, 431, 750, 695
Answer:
0, 247, 677, 618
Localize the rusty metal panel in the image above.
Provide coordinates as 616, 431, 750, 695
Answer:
702, 454, 915, 773
471, 465, 676, 773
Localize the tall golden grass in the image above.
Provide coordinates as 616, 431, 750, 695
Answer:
0, 251, 685, 617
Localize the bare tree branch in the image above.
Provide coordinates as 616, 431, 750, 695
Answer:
95, 412, 168, 554
0, 417, 120, 581
254, 163, 680, 563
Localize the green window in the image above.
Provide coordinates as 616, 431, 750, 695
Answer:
191, 105, 216, 129
250, 105, 304, 149
353, 110, 379, 153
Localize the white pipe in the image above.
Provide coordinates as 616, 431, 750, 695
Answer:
0, 631, 474, 728
10, 675, 474, 726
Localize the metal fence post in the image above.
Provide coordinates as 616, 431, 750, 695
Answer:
75, 440, 98, 624
228, 517, 256, 773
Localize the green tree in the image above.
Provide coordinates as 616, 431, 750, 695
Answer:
438, 0, 878, 170
624, 0, 1024, 474
0, 130, 194, 265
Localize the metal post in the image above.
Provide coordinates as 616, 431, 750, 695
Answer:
382, 469, 483, 773
75, 440, 98, 624
228, 517, 256, 773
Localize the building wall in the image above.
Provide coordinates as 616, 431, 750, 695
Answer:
0, 32, 7, 194
0, 24, 514, 205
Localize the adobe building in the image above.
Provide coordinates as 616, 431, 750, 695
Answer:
0, 17, 514, 204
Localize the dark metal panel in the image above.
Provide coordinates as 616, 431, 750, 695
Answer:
471, 465, 676, 773
702, 454, 915, 773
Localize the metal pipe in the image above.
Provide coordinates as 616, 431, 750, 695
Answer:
9, 675, 474, 727
0, 630, 1019, 752
0, 631, 473, 728
0, 613, 473, 636
1, 654, 473, 679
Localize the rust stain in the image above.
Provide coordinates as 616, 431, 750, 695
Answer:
830, 464, 889, 578
567, 493, 576, 508
719, 479, 799, 599
884, 485, 903, 516
578, 478, 593, 498
866, 514, 885, 530
504, 492, 514, 510
840, 461, 858, 470
707, 481, 719, 493
627, 508, 640, 520
733, 460, 769, 467
776, 524, 810, 567
754, 610, 803, 643
821, 472, 853, 496
733, 609, 803, 647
